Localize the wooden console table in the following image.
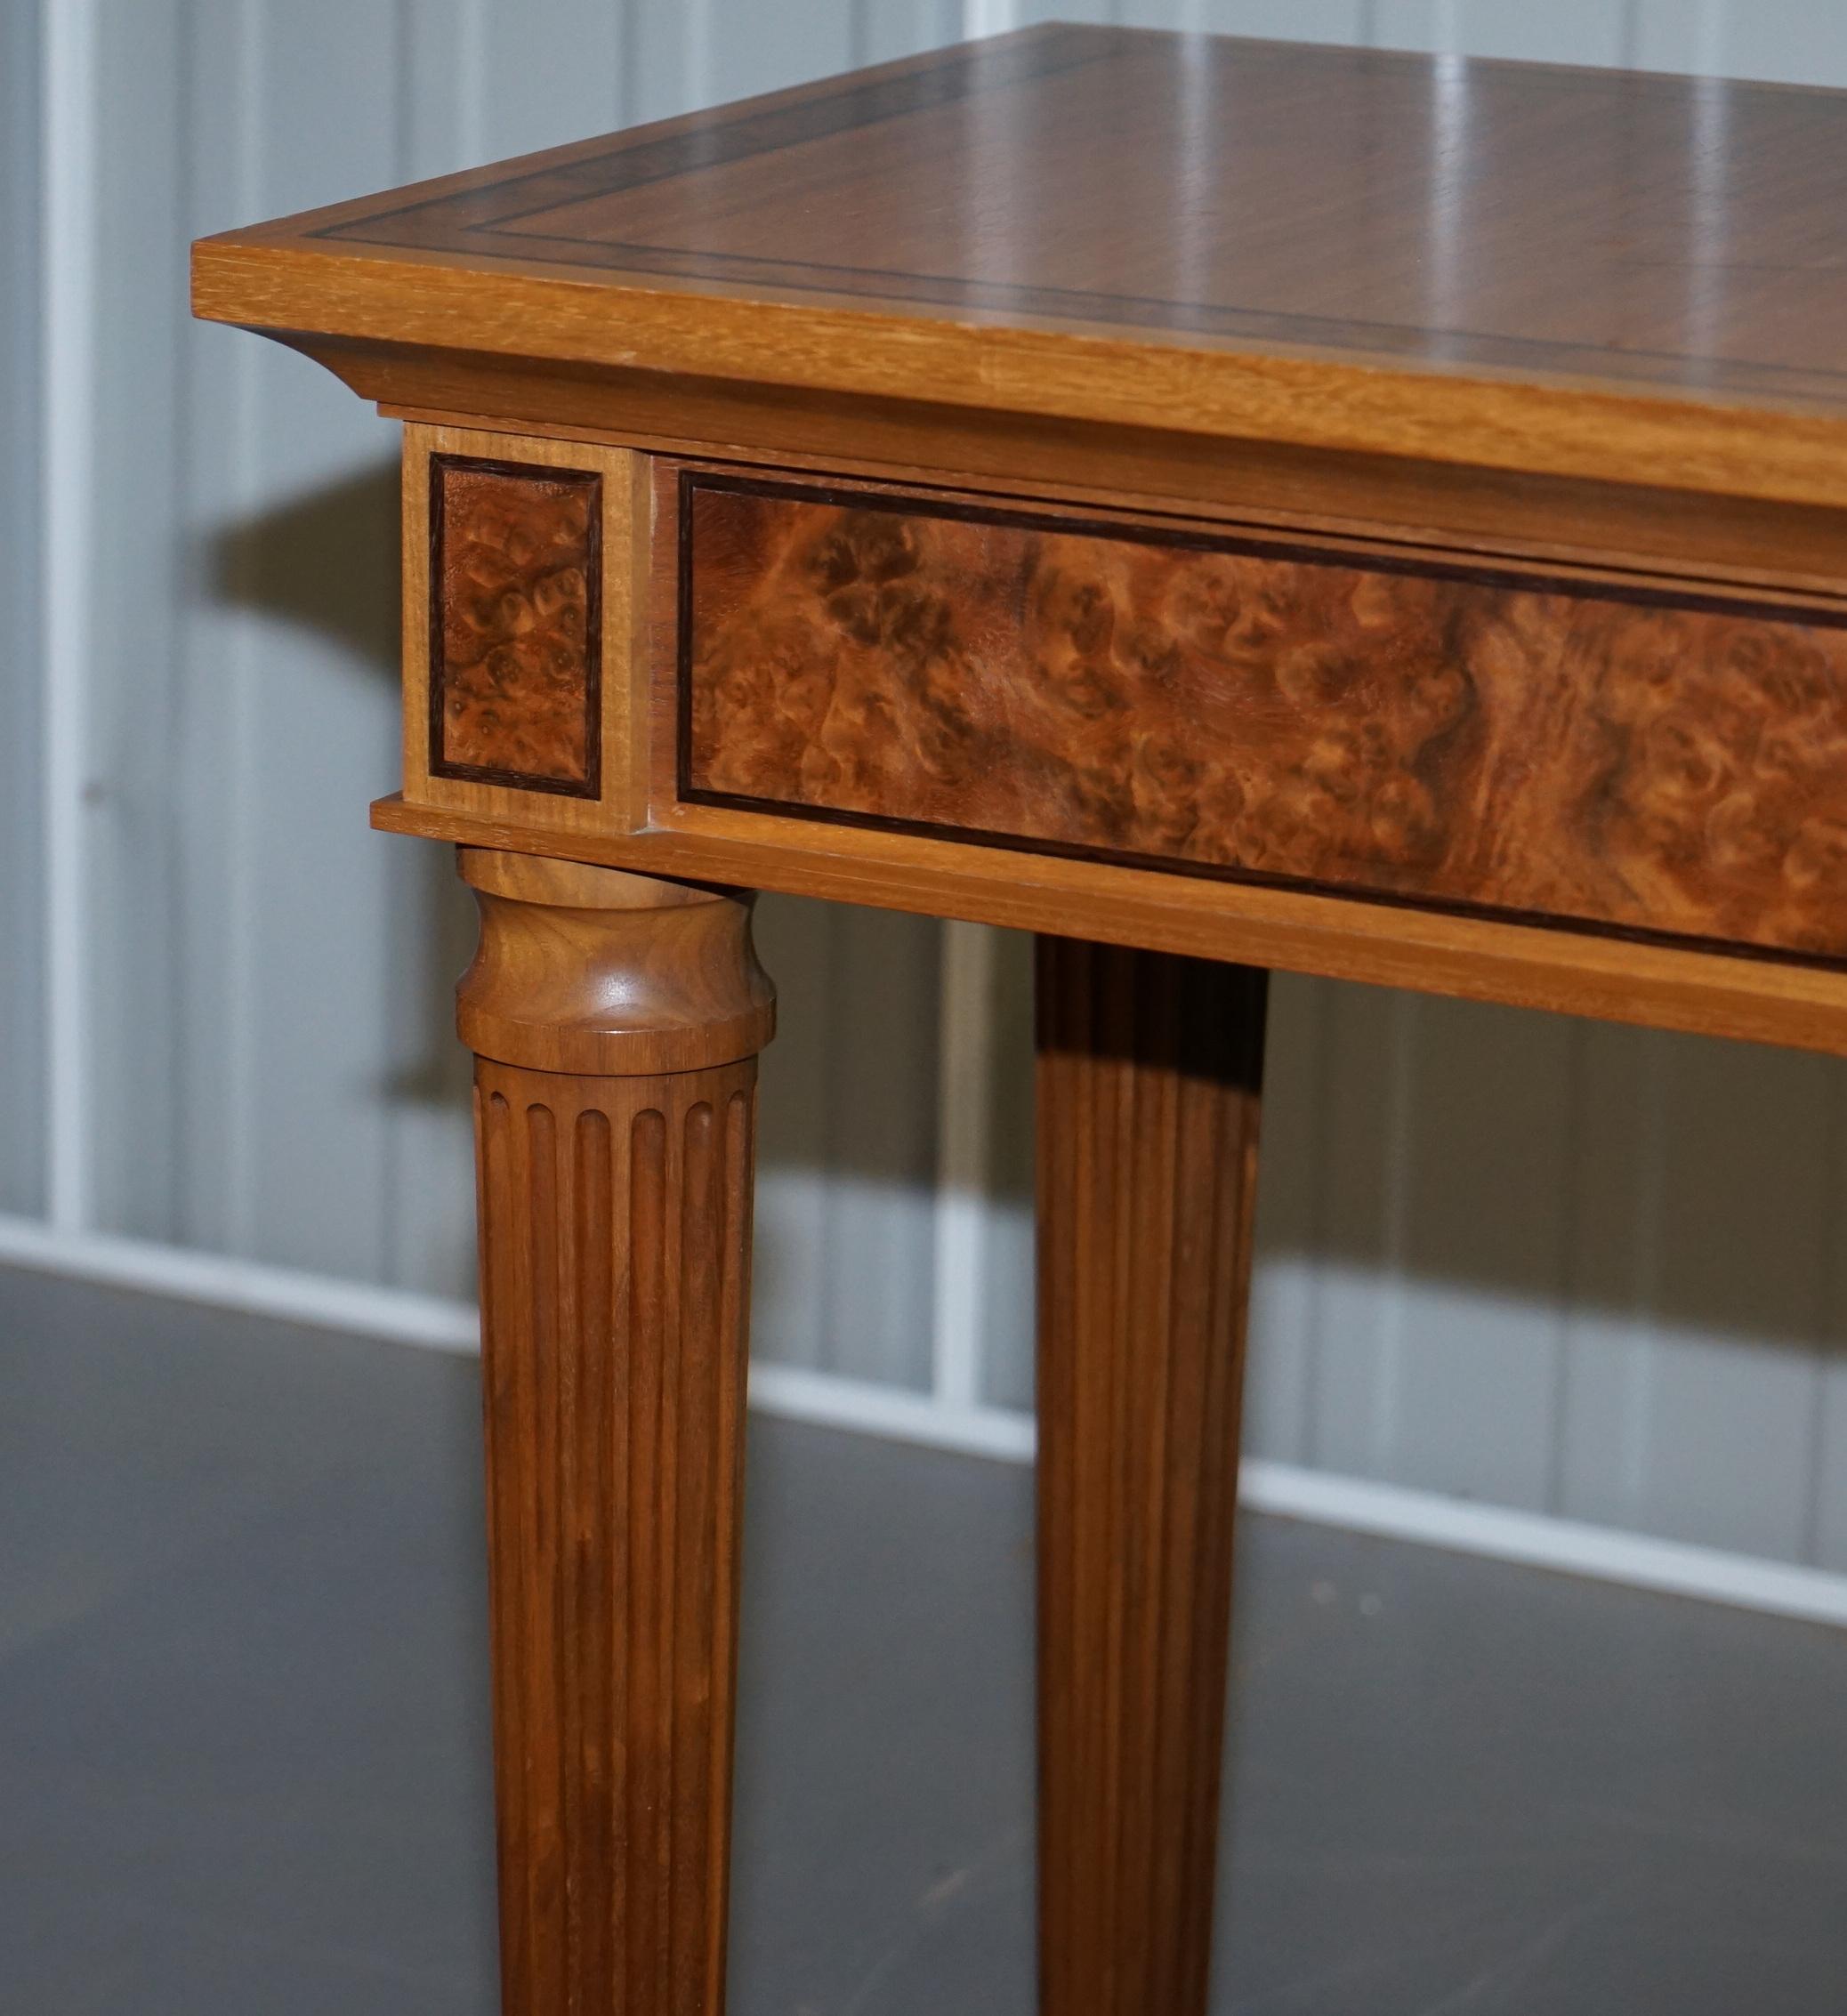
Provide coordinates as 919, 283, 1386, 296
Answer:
194, 26, 1847, 2012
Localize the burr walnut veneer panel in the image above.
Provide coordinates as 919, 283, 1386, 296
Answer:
431, 454, 601, 794
682, 474, 1847, 963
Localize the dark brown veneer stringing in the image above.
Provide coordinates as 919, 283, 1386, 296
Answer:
318, 31, 1847, 398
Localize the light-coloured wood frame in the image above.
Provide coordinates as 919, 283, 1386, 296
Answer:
373, 424, 1847, 1060
401, 422, 651, 837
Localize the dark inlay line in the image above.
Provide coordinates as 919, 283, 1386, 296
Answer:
305, 28, 1847, 393
420, 231, 1843, 397
315, 28, 1114, 243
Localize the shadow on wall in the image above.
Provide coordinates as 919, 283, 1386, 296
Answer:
210, 459, 401, 668
203, 462, 1847, 1399
206, 460, 473, 1114
988, 907, 1847, 1360
1258, 970, 1847, 1354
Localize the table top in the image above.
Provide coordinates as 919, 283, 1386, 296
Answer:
193, 26, 1847, 510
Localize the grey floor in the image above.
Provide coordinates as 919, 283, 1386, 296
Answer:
2, 1270, 1845, 2014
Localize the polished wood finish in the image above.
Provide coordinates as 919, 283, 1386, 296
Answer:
458, 848, 775, 1077
375, 435, 1847, 1064
195, 28, 1847, 510
1036, 937, 1265, 2016
379, 790, 1847, 1059
432, 454, 601, 794
683, 472, 1847, 961
193, 24, 1847, 2016
380, 390, 1847, 598
402, 424, 651, 839
460, 849, 771, 2016
299, 30, 1847, 399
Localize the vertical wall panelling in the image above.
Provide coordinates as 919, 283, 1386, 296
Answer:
1, 0, 46, 1216
858, 0, 964, 65
1818, 1205, 1847, 1572
1630, 1, 1726, 76
626, 0, 861, 128
87, 0, 191, 1245
40, 0, 97, 1231
974, 931, 1036, 1413
1619, 1040, 1839, 1560
706, 0, 858, 107
1557, 1028, 1847, 1562
1294, 988, 1420, 1480
918, 926, 1036, 1418
626, 0, 710, 124
399, 0, 490, 181
1242, 973, 1331, 1464
1633, 0, 1847, 82
1016, 0, 1114, 27
1370, 0, 1627, 63
12, 0, 1847, 1598
207, 2, 407, 1281
820, 907, 942, 1390
750, 899, 839, 1376
474, 0, 623, 158
173, 0, 270, 1262
1555, 1022, 1667, 1533
751, 899, 943, 1392
963, 0, 1020, 38
932, 923, 998, 1409
1386, 1001, 1579, 1509
932, 922, 1046, 1416
1114, 1, 1368, 37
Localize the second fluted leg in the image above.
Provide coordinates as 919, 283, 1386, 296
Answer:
1036, 936, 1267, 2016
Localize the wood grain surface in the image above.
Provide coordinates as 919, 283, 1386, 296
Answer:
1036, 937, 1265, 2016
459, 851, 773, 2016
432, 454, 601, 794
456, 848, 775, 1077
194, 27, 1847, 512
208, 25, 1847, 399
475, 1055, 756, 2016
375, 789, 1847, 1058
682, 476, 1847, 962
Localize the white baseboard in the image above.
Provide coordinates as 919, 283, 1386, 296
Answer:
748, 1362, 1035, 1461
0, 1215, 480, 1351
1236, 1460, 1847, 1631
5, 1212, 1846, 1631
747, 1368, 1847, 1630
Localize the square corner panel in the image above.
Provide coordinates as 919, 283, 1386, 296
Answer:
399, 423, 644, 835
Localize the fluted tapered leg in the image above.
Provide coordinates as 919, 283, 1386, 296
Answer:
1035, 937, 1267, 2016
458, 847, 775, 2016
